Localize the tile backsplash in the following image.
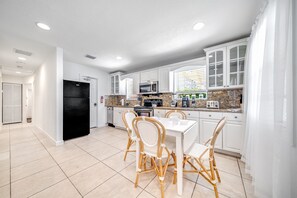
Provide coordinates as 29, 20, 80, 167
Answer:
105, 88, 242, 109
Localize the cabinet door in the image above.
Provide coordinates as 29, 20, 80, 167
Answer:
223, 121, 244, 153
227, 43, 247, 88
207, 48, 226, 89
114, 75, 120, 94
140, 69, 158, 83
114, 109, 125, 128
158, 68, 172, 92
132, 73, 140, 95
110, 76, 115, 94
200, 119, 223, 149
153, 109, 166, 117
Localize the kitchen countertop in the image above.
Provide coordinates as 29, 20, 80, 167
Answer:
154, 106, 242, 113
106, 105, 242, 113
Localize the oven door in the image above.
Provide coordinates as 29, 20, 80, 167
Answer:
139, 84, 152, 94
135, 109, 153, 117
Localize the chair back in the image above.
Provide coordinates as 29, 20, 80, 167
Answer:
122, 110, 138, 138
132, 117, 166, 158
165, 110, 187, 119
209, 117, 226, 156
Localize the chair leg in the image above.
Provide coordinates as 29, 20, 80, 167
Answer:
135, 153, 143, 187
213, 157, 221, 183
160, 180, 165, 198
124, 138, 131, 161
214, 184, 219, 198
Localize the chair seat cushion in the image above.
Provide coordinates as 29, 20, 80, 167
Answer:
185, 143, 209, 160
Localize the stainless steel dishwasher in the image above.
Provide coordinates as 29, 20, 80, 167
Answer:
107, 107, 114, 125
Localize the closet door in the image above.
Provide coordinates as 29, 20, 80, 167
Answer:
2, 83, 22, 124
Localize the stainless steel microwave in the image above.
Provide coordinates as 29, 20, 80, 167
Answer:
139, 81, 158, 94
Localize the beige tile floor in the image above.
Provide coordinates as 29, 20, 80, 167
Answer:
0, 124, 255, 198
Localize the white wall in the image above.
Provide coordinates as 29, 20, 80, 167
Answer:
0, 69, 2, 126
63, 61, 109, 127
33, 47, 63, 144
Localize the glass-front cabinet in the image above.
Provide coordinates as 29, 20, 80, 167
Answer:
204, 38, 248, 90
207, 48, 226, 89
227, 44, 247, 88
110, 72, 124, 95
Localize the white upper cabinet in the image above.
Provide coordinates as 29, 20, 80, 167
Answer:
204, 38, 248, 90
109, 72, 125, 95
158, 67, 173, 93
227, 44, 247, 88
206, 48, 226, 89
140, 69, 158, 83
121, 72, 140, 98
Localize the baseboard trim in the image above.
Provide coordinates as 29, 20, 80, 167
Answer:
34, 125, 64, 146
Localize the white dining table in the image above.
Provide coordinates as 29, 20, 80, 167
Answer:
135, 117, 198, 196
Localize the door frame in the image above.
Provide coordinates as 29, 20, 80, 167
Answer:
2, 82, 23, 125
80, 76, 98, 128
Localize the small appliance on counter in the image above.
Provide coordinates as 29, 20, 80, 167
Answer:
182, 96, 190, 107
206, 101, 220, 109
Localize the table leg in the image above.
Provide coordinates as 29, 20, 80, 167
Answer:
136, 139, 139, 172
176, 135, 183, 195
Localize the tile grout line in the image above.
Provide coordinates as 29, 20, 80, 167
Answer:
190, 168, 200, 198
237, 159, 248, 198
30, 127, 84, 198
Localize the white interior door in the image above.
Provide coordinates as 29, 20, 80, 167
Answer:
89, 78, 97, 128
80, 77, 97, 128
2, 83, 22, 124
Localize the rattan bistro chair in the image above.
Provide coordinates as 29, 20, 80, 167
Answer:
122, 110, 138, 161
183, 117, 226, 198
165, 110, 187, 120
132, 117, 177, 198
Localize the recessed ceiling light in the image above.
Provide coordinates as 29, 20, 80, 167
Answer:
116, 56, 122, 60
16, 71, 21, 74
18, 57, 26, 61
36, 22, 51, 30
193, 22, 205, 30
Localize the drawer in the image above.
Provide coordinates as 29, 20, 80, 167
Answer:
223, 113, 244, 122
183, 111, 199, 119
200, 111, 223, 120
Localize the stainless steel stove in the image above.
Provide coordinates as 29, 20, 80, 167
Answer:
134, 99, 163, 117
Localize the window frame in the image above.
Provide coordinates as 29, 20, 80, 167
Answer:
173, 65, 207, 94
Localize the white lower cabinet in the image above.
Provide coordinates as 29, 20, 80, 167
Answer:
222, 113, 244, 153
113, 107, 133, 128
153, 109, 167, 117
199, 112, 244, 153
200, 118, 223, 149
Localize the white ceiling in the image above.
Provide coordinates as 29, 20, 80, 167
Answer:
0, 0, 264, 73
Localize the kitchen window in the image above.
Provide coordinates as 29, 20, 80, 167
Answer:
174, 66, 207, 93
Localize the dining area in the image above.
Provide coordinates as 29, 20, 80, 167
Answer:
122, 109, 226, 198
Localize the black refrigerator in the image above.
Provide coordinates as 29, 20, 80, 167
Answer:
63, 80, 90, 140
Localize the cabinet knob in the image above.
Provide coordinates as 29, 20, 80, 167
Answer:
235, 116, 238, 119
209, 115, 212, 117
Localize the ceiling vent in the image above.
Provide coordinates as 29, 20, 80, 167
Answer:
14, 48, 32, 56
85, 54, 96, 60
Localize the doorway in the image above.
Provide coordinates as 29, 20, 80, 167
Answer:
2, 83, 22, 124
80, 76, 98, 128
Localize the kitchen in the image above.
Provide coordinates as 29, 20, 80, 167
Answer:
106, 39, 245, 156
0, 0, 295, 198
